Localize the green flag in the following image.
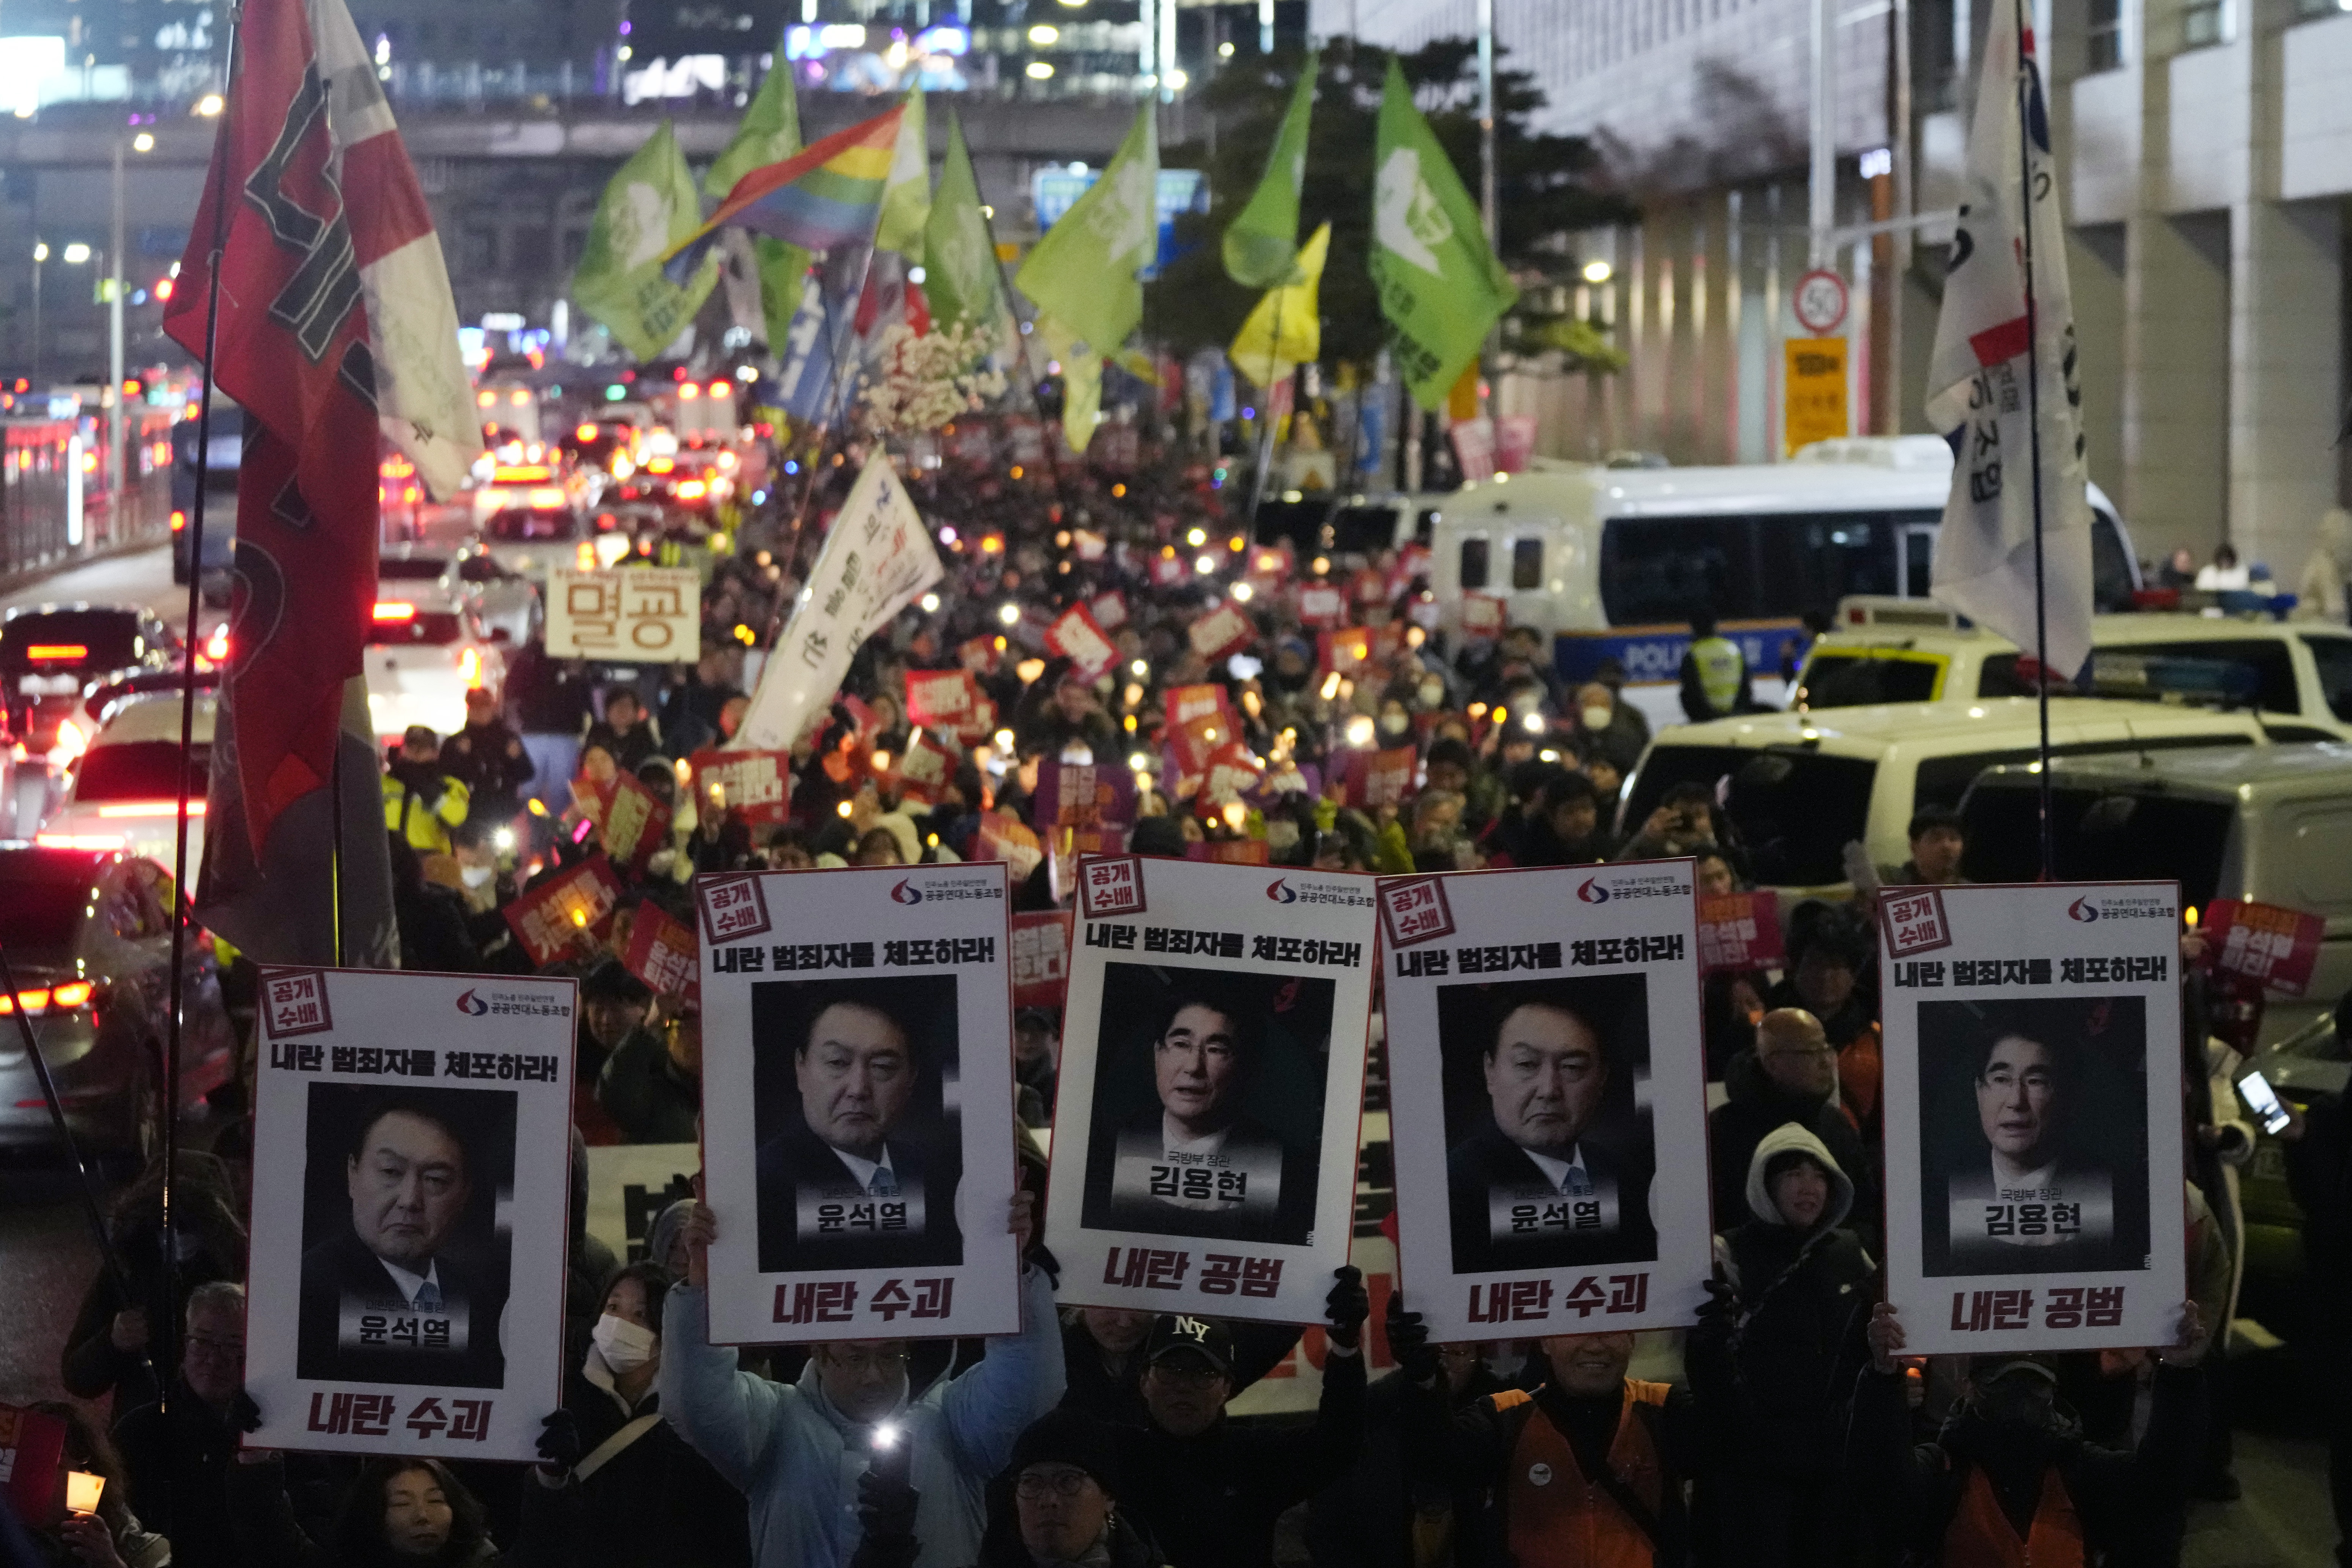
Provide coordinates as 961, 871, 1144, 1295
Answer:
923, 110, 1016, 356
706, 67, 809, 356
1015, 102, 1158, 358
1222, 55, 1316, 288
874, 87, 931, 257
1035, 315, 1102, 455
1369, 59, 1518, 408
572, 121, 720, 363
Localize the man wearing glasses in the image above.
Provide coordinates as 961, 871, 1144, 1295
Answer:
660, 1192, 1065, 1568
1706, 1007, 1881, 1252
112, 1281, 248, 1568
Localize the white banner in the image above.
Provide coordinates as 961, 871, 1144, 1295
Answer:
1378, 860, 1711, 1342
243, 968, 576, 1463
1045, 855, 1378, 1324
734, 453, 944, 750
695, 862, 1023, 1343
1878, 881, 2187, 1353
545, 566, 703, 662
583, 1142, 701, 1267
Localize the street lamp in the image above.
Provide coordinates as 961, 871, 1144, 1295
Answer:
61, 242, 90, 265
132, 131, 153, 152
1582, 259, 1613, 285
194, 93, 223, 116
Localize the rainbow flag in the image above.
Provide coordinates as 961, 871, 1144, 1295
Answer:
662, 103, 902, 283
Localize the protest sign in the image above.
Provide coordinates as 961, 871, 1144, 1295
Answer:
1011, 909, 1077, 1009
1151, 553, 1189, 589
1319, 627, 1373, 677
2198, 898, 2325, 997
1187, 838, 1271, 866
1090, 590, 1129, 631
600, 771, 672, 874
1696, 889, 1784, 972
894, 732, 957, 807
1046, 855, 1378, 1324
567, 776, 607, 828
976, 810, 1044, 880
502, 856, 624, 967
1877, 881, 2187, 1353
687, 748, 793, 827
1074, 529, 1110, 562
1461, 592, 1508, 639
1036, 760, 1138, 831
696, 863, 1023, 1343
1048, 603, 1118, 680
583, 1143, 701, 1267
625, 902, 700, 1000
0, 1404, 69, 1525
1165, 683, 1231, 730
1188, 603, 1255, 662
957, 693, 999, 748
1340, 746, 1417, 809
1378, 860, 1713, 1341
1296, 583, 1347, 628
905, 669, 979, 730
1199, 741, 1266, 804
958, 635, 1004, 677
735, 452, 945, 749
546, 567, 702, 662
244, 968, 575, 1461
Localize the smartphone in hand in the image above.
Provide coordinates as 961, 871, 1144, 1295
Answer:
2236, 1069, 2294, 1135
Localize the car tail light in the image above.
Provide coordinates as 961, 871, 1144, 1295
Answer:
34, 832, 121, 851
460, 647, 483, 687
0, 981, 95, 1015
94, 801, 206, 818
27, 644, 87, 660
372, 603, 417, 622
679, 383, 699, 400
575, 541, 598, 570
647, 457, 674, 475
205, 625, 230, 663
170, 509, 186, 532
529, 487, 566, 508
51, 718, 86, 763
676, 479, 707, 501
708, 381, 730, 398
577, 423, 598, 442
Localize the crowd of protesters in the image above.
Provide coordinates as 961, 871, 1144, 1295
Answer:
17, 430, 2347, 1568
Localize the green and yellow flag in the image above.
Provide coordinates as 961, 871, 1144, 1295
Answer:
1368, 59, 1517, 407
1015, 102, 1158, 360
706, 66, 807, 354
1222, 56, 1316, 288
572, 121, 719, 362
874, 86, 931, 257
1230, 221, 1329, 388
923, 110, 1016, 356
1034, 315, 1102, 455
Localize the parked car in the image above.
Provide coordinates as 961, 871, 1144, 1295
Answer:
377, 542, 540, 645
0, 847, 237, 1161
0, 605, 182, 752
363, 590, 506, 743
37, 693, 216, 875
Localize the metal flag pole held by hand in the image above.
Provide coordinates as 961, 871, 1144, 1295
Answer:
2012, 0, 2054, 880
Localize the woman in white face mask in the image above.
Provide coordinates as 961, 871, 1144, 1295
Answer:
514, 1263, 753, 1568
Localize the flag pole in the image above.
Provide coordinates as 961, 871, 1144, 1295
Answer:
973, 194, 1077, 532
1242, 287, 1289, 526
162, 0, 245, 1436
2012, 0, 2054, 880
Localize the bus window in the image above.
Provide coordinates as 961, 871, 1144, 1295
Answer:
1754, 513, 1913, 611
2090, 508, 2136, 611
1413, 508, 1439, 545
1511, 537, 1544, 590
1329, 504, 1398, 554
1460, 536, 1491, 590
1599, 516, 1742, 624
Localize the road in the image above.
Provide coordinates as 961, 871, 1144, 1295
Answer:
0, 542, 219, 634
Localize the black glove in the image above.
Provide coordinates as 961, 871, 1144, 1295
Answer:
1324, 1265, 1370, 1350
850, 1467, 920, 1568
1385, 1290, 1440, 1384
536, 1409, 582, 1472
227, 1390, 263, 1434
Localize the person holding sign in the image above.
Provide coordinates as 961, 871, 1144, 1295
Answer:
1853, 1299, 2208, 1565
1921, 999, 2151, 1278
754, 982, 965, 1272
1445, 986, 1658, 1274
1081, 975, 1320, 1247
297, 1093, 509, 1389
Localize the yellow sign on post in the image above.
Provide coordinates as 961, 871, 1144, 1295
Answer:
1784, 337, 1850, 455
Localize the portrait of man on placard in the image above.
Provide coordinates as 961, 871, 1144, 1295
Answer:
753, 974, 965, 1272
1919, 996, 2152, 1277
296, 1086, 516, 1389
1440, 975, 1659, 1274
1080, 965, 1330, 1246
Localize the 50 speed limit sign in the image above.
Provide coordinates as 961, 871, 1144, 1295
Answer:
1793, 269, 1850, 335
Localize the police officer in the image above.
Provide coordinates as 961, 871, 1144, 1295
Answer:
1678, 608, 1752, 723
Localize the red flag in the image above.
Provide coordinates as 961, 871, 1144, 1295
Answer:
165, 0, 477, 858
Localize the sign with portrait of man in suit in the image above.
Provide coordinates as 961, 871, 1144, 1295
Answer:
697, 863, 1024, 1344
243, 968, 575, 1463
1380, 861, 1714, 1341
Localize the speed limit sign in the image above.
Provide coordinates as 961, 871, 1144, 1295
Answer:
1793, 269, 1849, 335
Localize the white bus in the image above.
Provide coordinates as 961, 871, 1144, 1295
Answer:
1425, 436, 2142, 729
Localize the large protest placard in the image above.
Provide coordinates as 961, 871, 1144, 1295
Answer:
1046, 855, 1378, 1324
734, 452, 945, 749
244, 968, 575, 1462
687, 748, 793, 826
696, 862, 1023, 1343
583, 1143, 701, 1268
1878, 882, 2187, 1353
546, 567, 702, 662
1379, 861, 1711, 1341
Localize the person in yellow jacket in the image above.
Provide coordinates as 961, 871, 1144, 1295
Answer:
1678, 607, 1752, 723
383, 724, 471, 856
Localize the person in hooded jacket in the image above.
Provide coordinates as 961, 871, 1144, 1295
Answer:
512, 1263, 751, 1568
1852, 1300, 2209, 1567
1707, 1009, 1880, 1253
974, 1409, 1175, 1568
1685, 1123, 1874, 1568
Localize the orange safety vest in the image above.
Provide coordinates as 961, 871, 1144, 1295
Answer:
1494, 1379, 1672, 1568
1940, 1464, 2085, 1568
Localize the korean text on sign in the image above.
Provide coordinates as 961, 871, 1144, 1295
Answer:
546, 568, 702, 663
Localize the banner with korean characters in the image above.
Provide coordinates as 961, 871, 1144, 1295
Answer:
688, 749, 794, 827
694, 863, 1023, 1344
1876, 882, 2187, 1354
1045, 855, 1378, 1325
2196, 898, 2325, 997
1011, 910, 1077, 1009
1377, 860, 1711, 1343
1187, 602, 1256, 663
546, 567, 702, 662
1696, 889, 1784, 973
624, 902, 699, 1001
1047, 603, 1119, 681
501, 856, 624, 968
583, 1143, 701, 1267
243, 968, 576, 1462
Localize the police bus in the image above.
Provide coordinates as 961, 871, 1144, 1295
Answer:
1425, 436, 2143, 730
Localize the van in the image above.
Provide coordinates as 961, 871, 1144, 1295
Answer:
1427, 437, 2141, 731
1618, 696, 2270, 896
1796, 601, 2352, 741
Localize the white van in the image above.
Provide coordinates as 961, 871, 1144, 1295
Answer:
1426, 436, 2141, 730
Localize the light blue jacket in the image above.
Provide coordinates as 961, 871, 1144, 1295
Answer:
659, 1267, 1066, 1568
